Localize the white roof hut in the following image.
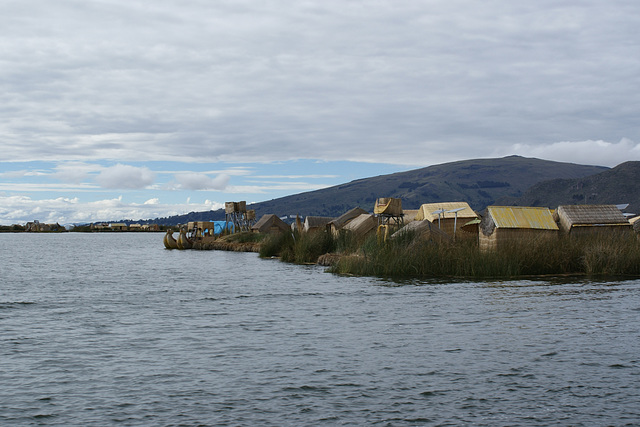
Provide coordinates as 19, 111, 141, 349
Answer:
415, 202, 479, 239
479, 206, 559, 252
555, 205, 632, 235
251, 214, 290, 234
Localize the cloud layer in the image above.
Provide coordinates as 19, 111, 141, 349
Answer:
1, 1, 639, 167
1, 1, 640, 225
0, 193, 224, 225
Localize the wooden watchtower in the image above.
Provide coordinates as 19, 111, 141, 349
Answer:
373, 197, 404, 227
225, 201, 255, 233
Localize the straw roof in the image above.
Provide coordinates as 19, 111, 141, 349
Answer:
304, 216, 334, 231
343, 213, 378, 237
556, 205, 628, 226
251, 214, 289, 233
329, 207, 368, 228
416, 202, 478, 222
391, 219, 451, 242
485, 206, 559, 230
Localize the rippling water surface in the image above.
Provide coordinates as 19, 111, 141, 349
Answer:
1, 233, 640, 426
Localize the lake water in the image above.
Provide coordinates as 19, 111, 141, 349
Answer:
1, 233, 639, 426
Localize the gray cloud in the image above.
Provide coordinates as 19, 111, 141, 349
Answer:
0, 1, 639, 167
95, 164, 156, 189
175, 173, 230, 190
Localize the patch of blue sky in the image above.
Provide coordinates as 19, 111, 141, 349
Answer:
0, 159, 412, 205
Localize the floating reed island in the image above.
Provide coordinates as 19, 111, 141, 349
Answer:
165, 199, 640, 279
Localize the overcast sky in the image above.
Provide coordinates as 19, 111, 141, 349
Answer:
1, 0, 639, 225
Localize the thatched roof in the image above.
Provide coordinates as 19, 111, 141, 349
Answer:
484, 206, 558, 231
343, 213, 378, 237
331, 207, 368, 227
303, 216, 334, 231
391, 220, 451, 242
416, 202, 478, 222
251, 214, 289, 233
329, 207, 368, 228
556, 205, 628, 226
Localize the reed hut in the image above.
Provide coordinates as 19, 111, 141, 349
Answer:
328, 207, 368, 236
391, 219, 451, 243
303, 216, 335, 233
251, 214, 290, 234
555, 205, 632, 235
479, 206, 559, 252
415, 202, 479, 239
343, 214, 378, 238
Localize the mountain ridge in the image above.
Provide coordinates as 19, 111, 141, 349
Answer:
497, 161, 640, 214
150, 156, 611, 225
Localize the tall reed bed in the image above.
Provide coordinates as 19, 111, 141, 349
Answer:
331, 230, 640, 278
259, 230, 336, 264
259, 228, 640, 278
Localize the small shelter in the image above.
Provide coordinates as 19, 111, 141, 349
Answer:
479, 206, 559, 251
251, 214, 290, 234
555, 205, 632, 235
328, 207, 368, 236
343, 214, 378, 238
415, 202, 479, 239
303, 216, 334, 233
391, 219, 451, 243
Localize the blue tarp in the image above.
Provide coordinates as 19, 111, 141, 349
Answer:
209, 221, 234, 235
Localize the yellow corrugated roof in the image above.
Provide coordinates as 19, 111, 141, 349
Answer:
417, 202, 478, 221
488, 206, 559, 230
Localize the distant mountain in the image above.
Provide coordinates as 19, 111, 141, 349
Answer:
498, 161, 640, 214
151, 156, 609, 225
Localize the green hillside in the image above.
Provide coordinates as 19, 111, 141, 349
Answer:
153, 156, 608, 225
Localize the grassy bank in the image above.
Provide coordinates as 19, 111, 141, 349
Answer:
259, 229, 640, 279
